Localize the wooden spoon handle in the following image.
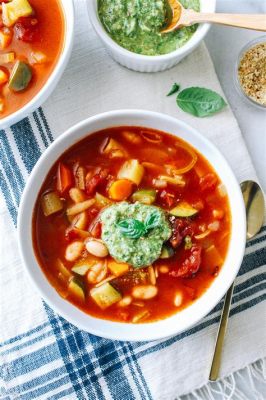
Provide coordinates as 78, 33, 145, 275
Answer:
187, 12, 266, 31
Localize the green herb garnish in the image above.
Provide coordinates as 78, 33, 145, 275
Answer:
176, 87, 227, 117
117, 211, 161, 239
167, 83, 180, 96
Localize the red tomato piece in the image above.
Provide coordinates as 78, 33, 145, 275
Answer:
89, 219, 102, 238
57, 162, 72, 194
159, 189, 175, 208
169, 217, 195, 248
199, 173, 218, 192
170, 245, 202, 278
14, 17, 40, 43
86, 168, 108, 196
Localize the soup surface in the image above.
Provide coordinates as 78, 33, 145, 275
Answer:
0, 0, 64, 118
33, 127, 231, 323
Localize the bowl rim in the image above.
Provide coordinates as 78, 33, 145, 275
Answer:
0, 0, 75, 129
18, 109, 246, 341
87, 0, 216, 62
234, 34, 266, 110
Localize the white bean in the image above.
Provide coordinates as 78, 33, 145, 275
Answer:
118, 296, 132, 307
132, 285, 158, 300
174, 291, 183, 307
65, 241, 84, 262
85, 239, 109, 258
87, 261, 107, 284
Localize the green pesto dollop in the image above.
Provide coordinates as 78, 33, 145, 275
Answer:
101, 202, 171, 268
98, 0, 200, 56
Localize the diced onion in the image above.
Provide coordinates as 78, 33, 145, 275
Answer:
217, 183, 227, 197
208, 221, 220, 232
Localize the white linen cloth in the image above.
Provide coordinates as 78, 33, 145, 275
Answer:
0, 0, 265, 398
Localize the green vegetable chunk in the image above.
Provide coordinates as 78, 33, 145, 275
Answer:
170, 202, 199, 217
176, 87, 227, 117
68, 277, 86, 301
160, 244, 174, 259
9, 61, 32, 92
101, 202, 171, 268
132, 189, 156, 205
71, 263, 91, 276
90, 283, 122, 309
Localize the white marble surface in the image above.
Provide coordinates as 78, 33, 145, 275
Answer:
205, 0, 266, 192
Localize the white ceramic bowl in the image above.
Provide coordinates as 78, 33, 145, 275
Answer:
87, 0, 216, 72
18, 110, 246, 341
0, 0, 74, 129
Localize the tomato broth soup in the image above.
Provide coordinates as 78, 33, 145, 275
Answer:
33, 127, 231, 323
0, 0, 64, 118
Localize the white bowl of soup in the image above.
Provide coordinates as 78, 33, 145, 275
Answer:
0, 0, 74, 128
87, 0, 216, 72
18, 110, 246, 341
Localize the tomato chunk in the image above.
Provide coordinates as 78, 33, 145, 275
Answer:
14, 17, 40, 43
159, 189, 176, 208
169, 217, 195, 249
57, 162, 72, 194
86, 168, 108, 196
199, 173, 217, 192
170, 245, 202, 278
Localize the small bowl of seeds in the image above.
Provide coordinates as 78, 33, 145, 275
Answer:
235, 35, 266, 109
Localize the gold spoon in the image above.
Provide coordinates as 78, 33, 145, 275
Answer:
209, 180, 265, 381
162, 0, 266, 33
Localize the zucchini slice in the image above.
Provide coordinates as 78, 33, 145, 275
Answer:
9, 61, 32, 92
170, 202, 199, 218
160, 244, 174, 259
132, 189, 156, 205
2, 0, 33, 27
68, 277, 86, 301
71, 263, 91, 276
90, 283, 122, 309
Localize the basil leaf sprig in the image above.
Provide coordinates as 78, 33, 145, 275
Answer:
166, 84, 227, 117
116, 211, 161, 239
176, 87, 227, 117
167, 83, 180, 96
116, 219, 145, 239
144, 212, 160, 230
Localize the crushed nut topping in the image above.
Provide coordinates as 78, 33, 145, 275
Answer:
238, 42, 266, 106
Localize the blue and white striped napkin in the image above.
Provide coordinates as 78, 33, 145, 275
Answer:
0, 1, 265, 398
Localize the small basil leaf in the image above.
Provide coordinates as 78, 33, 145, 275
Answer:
144, 211, 161, 231
167, 83, 180, 97
176, 87, 227, 117
116, 218, 145, 239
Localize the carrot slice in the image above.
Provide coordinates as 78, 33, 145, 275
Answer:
57, 162, 72, 194
108, 179, 133, 201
